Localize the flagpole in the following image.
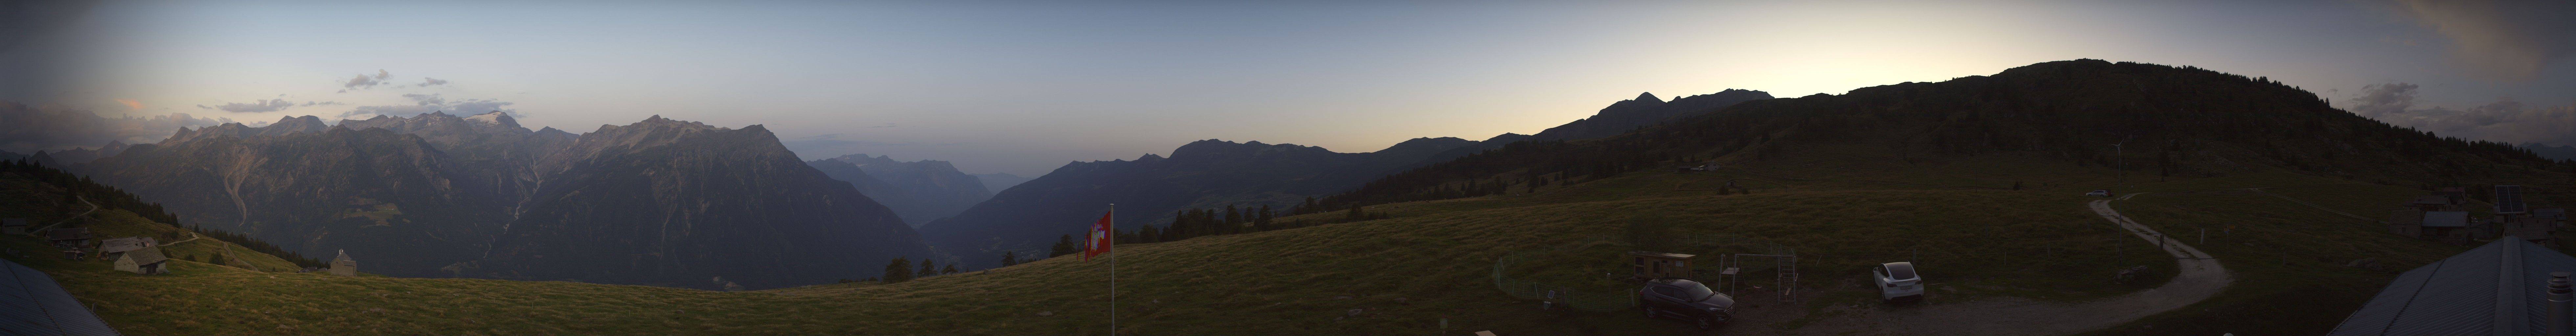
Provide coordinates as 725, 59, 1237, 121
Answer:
1109, 203, 1116, 336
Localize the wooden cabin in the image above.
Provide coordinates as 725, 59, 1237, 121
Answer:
98, 236, 157, 260
114, 247, 169, 275
1, 218, 26, 235
1628, 251, 1696, 280
45, 228, 91, 249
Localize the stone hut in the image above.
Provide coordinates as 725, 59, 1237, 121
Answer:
330, 249, 357, 276
98, 236, 157, 260
114, 247, 169, 275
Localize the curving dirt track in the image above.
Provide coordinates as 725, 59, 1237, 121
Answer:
1722, 193, 2233, 336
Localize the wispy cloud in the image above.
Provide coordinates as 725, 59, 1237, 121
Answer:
2392, 0, 2576, 81
420, 77, 448, 86
335, 93, 517, 119
343, 69, 391, 89
2349, 82, 2576, 147
203, 99, 299, 113
114, 99, 142, 110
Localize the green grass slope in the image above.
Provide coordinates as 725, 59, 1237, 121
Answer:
15, 147, 2531, 335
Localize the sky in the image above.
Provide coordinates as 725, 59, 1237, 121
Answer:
3, 0, 2572, 175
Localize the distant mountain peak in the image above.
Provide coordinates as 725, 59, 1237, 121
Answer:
1634, 92, 1662, 103
463, 111, 518, 129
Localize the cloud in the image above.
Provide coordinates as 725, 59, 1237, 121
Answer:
114, 99, 142, 110
420, 77, 448, 86
868, 123, 898, 128
299, 101, 344, 106
2350, 82, 2576, 147
204, 99, 299, 113
334, 93, 517, 119
343, 69, 390, 89
2393, 0, 2576, 81
0, 100, 237, 153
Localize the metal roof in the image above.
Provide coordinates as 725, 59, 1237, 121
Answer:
2423, 211, 2472, 228
96, 238, 152, 254
2537, 209, 2567, 221
0, 258, 122, 336
2328, 237, 2576, 336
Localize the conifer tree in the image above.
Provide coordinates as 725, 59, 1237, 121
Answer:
883, 257, 913, 283
1050, 234, 1076, 257
1000, 251, 1018, 266
920, 260, 937, 277
942, 264, 958, 274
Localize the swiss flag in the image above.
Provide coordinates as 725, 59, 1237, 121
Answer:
1084, 210, 1113, 261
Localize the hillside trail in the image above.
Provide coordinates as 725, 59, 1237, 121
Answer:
1728, 192, 2234, 336
21, 195, 98, 237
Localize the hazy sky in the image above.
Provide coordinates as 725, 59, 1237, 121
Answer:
5, 0, 2572, 175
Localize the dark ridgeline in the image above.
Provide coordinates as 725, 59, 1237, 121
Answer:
912, 88, 1777, 269
87, 120, 514, 278
971, 173, 1034, 192
82, 112, 932, 289
1309, 59, 2576, 213
0, 158, 325, 267
914, 137, 1484, 268
807, 154, 993, 226
485, 116, 929, 290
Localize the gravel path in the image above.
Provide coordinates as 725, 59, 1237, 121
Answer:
1719, 193, 2234, 335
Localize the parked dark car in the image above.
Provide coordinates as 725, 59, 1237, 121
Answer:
1639, 278, 1735, 329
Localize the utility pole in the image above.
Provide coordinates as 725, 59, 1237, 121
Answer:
2110, 140, 2128, 188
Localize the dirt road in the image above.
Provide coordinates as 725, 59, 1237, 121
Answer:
1727, 193, 2233, 335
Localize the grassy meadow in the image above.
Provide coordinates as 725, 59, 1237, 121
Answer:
3, 148, 2551, 335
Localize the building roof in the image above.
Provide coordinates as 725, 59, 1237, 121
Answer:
1628, 251, 1696, 259
2538, 208, 2567, 221
333, 249, 353, 263
0, 258, 123, 336
2423, 211, 2472, 228
119, 248, 167, 266
2328, 237, 2576, 336
1, 218, 25, 227
44, 228, 89, 241
98, 237, 154, 254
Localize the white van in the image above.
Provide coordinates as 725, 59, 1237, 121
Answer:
1874, 262, 1924, 302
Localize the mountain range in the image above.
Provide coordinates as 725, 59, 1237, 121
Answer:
77, 111, 932, 289
807, 154, 994, 226
914, 89, 1773, 268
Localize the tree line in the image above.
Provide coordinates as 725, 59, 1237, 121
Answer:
1, 158, 328, 267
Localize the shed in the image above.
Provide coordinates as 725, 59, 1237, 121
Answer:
98, 236, 156, 260
44, 228, 91, 249
2505, 217, 2557, 244
0, 218, 26, 235
1628, 251, 1696, 280
113, 248, 168, 275
330, 249, 357, 276
2327, 237, 2576, 335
